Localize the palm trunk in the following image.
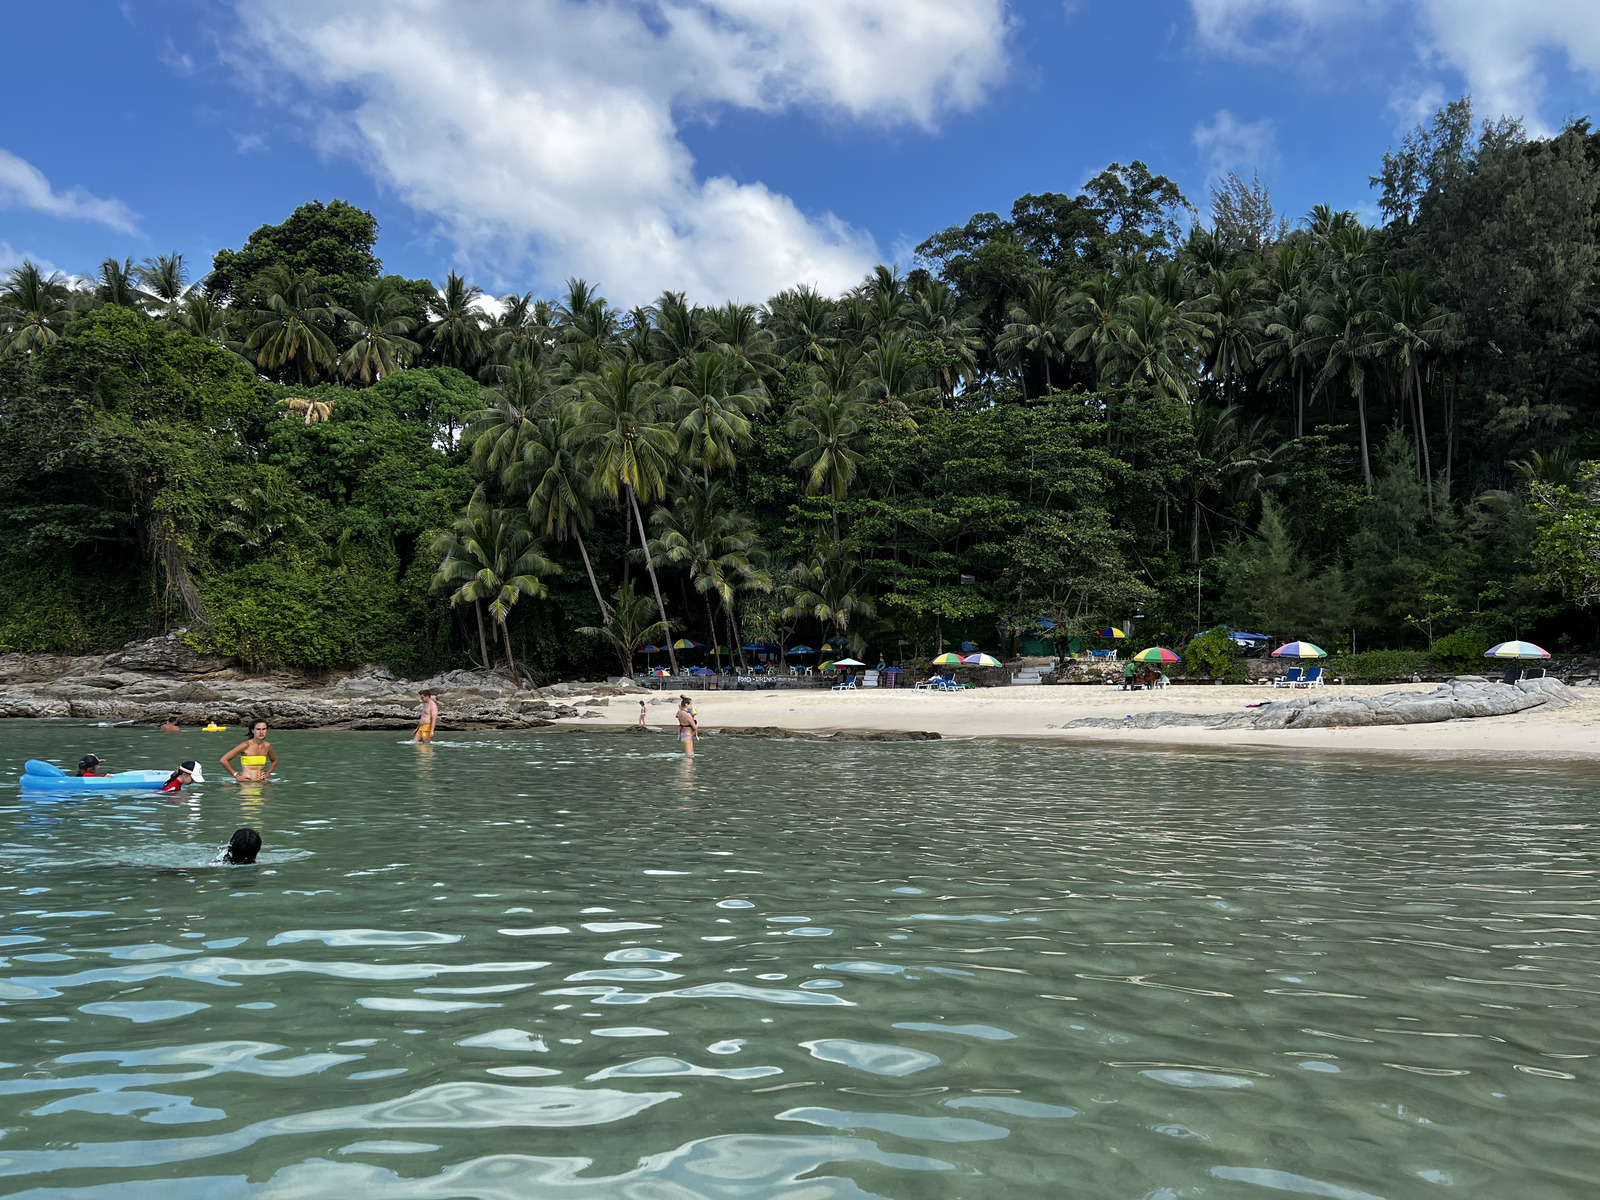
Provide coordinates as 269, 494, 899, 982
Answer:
831, 504, 840, 545
629, 483, 678, 673
498, 616, 521, 686
621, 501, 633, 589
573, 527, 611, 622
1296, 371, 1304, 439
1356, 375, 1372, 494
474, 600, 491, 673
1190, 491, 1202, 564
705, 594, 722, 670
1414, 359, 1433, 511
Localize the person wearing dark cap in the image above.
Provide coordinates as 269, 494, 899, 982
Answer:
74, 755, 106, 777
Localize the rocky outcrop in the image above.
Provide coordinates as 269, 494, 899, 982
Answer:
0, 640, 649, 731
1058, 678, 1581, 732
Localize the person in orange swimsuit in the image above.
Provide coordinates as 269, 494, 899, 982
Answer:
411, 690, 439, 743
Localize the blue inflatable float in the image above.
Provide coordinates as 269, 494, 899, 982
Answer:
20, 759, 170, 793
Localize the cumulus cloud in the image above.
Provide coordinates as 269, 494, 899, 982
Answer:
1193, 110, 1278, 181
1191, 0, 1600, 129
0, 148, 139, 234
230, 1, 1011, 304
1413, 0, 1600, 129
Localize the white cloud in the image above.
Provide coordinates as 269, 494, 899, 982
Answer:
1191, 0, 1600, 130
1193, 110, 1278, 181
1413, 0, 1600, 129
0, 148, 139, 234
1190, 0, 1386, 59
230, 0, 1011, 304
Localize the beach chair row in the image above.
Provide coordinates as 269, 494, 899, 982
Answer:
1271, 666, 1326, 688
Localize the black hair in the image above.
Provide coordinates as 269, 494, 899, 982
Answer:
223, 828, 262, 864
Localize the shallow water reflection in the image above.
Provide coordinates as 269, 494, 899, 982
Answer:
2, 723, 1598, 1197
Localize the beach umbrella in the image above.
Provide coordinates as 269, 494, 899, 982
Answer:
1096, 627, 1128, 639
960, 641, 978, 652
930, 652, 965, 666
818, 660, 836, 671
1485, 640, 1550, 659
1131, 646, 1182, 664
834, 657, 866, 667
673, 638, 706, 651
962, 652, 1001, 667
786, 645, 815, 655
820, 642, 838, 652
1271, 641, 1328, 659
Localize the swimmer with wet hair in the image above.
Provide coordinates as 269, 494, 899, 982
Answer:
213, 827, 262, 865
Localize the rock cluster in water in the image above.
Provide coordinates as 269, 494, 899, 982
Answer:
1059, 677, 1581, 731
0, 633, 646, 730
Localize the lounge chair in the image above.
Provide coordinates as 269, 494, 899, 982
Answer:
1500, 668, 1521, 685
831, 677, 857, 691
1299, 666, 1325, 688
1523, 667, 1546, 681
1273, 667, 1304, 688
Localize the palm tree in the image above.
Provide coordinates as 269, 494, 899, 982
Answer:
1197, 268, 1263, 403
1377, 269, 1452, 509
648, 291, 710, 384
782, 548, 877, 656
135, 253, 188, 321
1104, 293, 1202, 401
1259, 282, 1319, 437
996, 273, 1073, 398
220, 476, 313, 551
466, 358, 559, 473
486, 292, 556, 368
0, 262, 71, 357
648, 483, 767, 668
789, 385, 868, 542
907, 279, 979, 399
337, 277, 419, 384
509, 407, 611, 624
1184, 405, 1277, 562
572, 355, 682, 672
577, 581, 670, 677
767, 285, 836, 366
860, 331, 924, 412
95, 257, 141, 308
430, 489, 559, 683
555, 277, 619, 354
1065, 271, 1125, 387
703, 301, 779, 383
1313, 276, 1381, 492
670, 350, 762, 486
424, 271, 485, 371
246, 267, 337, 383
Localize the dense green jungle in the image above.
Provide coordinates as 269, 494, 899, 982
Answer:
3, 98, 1600, 683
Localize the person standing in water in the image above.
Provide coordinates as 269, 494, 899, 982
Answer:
637, 700, 648, 727
222, 720, 277, 781
675, 695, 698, 757
411, 690, 439, 744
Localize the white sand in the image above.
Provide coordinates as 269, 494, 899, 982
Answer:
564, 682, 1600, 762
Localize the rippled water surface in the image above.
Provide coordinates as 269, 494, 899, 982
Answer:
2, 721, 1598, 1198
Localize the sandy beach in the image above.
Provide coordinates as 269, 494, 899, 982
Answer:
568, 682, 1600, 761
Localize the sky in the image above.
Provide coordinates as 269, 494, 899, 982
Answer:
5, 0, 1600, 306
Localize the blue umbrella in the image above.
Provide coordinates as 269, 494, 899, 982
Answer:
786, 645, 815, 655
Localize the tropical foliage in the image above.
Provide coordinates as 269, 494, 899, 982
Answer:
4, 98, 1600, 677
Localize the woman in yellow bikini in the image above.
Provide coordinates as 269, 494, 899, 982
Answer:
222, 720, 277, 782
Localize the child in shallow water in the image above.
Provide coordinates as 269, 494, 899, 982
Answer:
213, 828, 262, 864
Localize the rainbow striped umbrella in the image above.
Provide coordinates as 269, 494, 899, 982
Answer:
1485, 640, 1549, 659
930, 652, 965, 666
1131, 646, 1181, 664
963, 652, 1002, 667
1271, 641, 1327, 659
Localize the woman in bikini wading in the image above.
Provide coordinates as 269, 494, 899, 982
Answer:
222, 720, 278, 782
676, 695, 698, 757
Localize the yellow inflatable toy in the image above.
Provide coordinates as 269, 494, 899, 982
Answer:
203, 723, 228, 732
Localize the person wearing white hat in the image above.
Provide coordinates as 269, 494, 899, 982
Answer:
160, 760, 205, 793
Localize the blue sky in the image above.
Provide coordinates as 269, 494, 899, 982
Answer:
5, 1, 1600, 304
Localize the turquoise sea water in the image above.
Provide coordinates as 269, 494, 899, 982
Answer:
0, 720, 1597, 1198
